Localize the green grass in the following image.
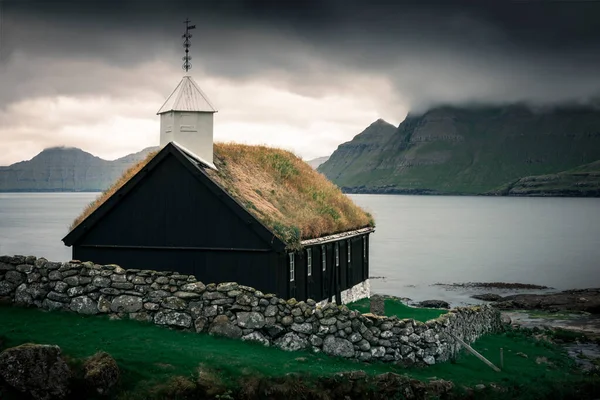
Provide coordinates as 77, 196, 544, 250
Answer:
0, 305, 597, 399
347, 297, 448, 322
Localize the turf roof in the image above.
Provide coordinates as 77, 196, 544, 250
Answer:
70, 143, 374, 248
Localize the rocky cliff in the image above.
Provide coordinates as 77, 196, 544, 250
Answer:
318, 105, 600, 195
0, 147, 159, 192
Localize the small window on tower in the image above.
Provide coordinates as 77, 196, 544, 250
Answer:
289, 253, 295, 282
307, 249, 312, 276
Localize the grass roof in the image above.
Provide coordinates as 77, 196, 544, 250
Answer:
70, 143, 374, 248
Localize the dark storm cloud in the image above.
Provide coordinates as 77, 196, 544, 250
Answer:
2, 0, 600, 112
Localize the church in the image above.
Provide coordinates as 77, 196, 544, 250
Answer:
62, 23, 374, 304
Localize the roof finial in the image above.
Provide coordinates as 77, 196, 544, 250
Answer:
182, 18, 196, 73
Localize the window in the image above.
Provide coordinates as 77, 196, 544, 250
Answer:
307, 249, 312, 276
289, 253, 295, 282
321, 245, 326, 271
347, 240, 351, 263
363, 236, 367, 260
335, 244, 339, 267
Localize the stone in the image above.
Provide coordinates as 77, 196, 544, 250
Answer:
0, 344, 71, 400
274, 332, 309, 352
54, 281, 69, 293
47, 291, 70, 303
217, 282, 238, 292
146, 289, 170, 302
208, 315, 242, 339
281, 316, 294, 326
194, 317, 208, 333
174, 291, 202, 299
110, 295, 143, 313
0, 281, 15, 296
129, 312, 152, 322
154, 310, 192, 328
418, 300, 450, 309
203, 305, 218, 317
320, 317, 337, 326
5, 270, 24, 284
236, 293, 254, 306
423, 355, 436, 365
370, 294, 385, 315
16, 264, 33, 273
14, 284, 32, 305
111, 274, 127, 283
67, 286, 85, 297
242, 332, 270, 346
291, 322, 313, 334
92, 276, 111, 288
264, 305, 278, 317
471, 293, 503, 302
63, 276, 80, 286
236, 312, 265, 329
309, 335, 323, 347
0, 262, 15, 271
180, 282, 206, 293
265, 325, 286, 339
42, 299, 66, 311
70, 296, 98, 315
370, 346, 386, 358
97, 296, 111, 313
323, 336, 355, 358
161, 296, 187, 310
203, 291, 227, 300
83, 351, 120, 396
349, 332, 363, 343
111, 282, 134, 290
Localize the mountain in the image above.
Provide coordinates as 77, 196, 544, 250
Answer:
306, 156, 330, 169
492, 160, 600, 197
318, 105, 600, 195
0, 146, 159, 192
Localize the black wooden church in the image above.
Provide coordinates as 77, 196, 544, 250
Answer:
62, 36, 374, 304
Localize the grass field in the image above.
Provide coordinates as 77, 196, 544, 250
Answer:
347, 297, 448, 322
0, 305, 598, 399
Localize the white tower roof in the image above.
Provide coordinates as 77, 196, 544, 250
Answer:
157, 76, 217, 114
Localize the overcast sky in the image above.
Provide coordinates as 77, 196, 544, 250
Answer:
1, 0, 599, 165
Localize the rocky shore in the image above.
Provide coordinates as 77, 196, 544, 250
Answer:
472, 288, 600, 314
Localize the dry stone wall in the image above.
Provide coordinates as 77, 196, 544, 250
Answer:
0, 255, 503, 365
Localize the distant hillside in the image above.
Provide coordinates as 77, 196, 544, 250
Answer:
491, 160, 600, 197
318, 105, 600, 195
0, 147, 159, 192
306, 156, 330, 169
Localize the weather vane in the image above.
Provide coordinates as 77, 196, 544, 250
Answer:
182, 18, 196, 72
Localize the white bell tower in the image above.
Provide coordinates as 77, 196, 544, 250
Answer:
157, 18, 217, 165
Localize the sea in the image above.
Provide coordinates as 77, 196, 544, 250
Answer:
1, 192, 599, 306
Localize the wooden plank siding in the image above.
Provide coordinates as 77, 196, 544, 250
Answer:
279, 234, 370, 302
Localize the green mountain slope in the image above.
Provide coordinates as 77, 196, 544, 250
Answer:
318, 105, 600, 195
492, 160, 600, 197
0, 146, 158, 192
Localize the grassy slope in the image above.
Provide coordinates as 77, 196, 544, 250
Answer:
0, 305, 596, 399
347, 297, 448, 322
492, 160, 600, 196
319, 105, 600, 195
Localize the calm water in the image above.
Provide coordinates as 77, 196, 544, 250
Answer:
349, 194, 600, 304
1, 193, 599, 305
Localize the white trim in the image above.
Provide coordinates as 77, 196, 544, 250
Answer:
307, 249, 312, 277
300, 227, 374, 246
171, 141, 217, 170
